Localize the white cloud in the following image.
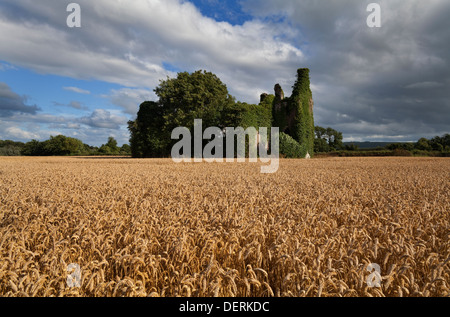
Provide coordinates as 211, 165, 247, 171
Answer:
63, 87, 91, 95
79, 109, 128, 129
4, 126, 39, 140
107, 88, 156, 115
0, 0, 304, 103
0, 110, 130, 145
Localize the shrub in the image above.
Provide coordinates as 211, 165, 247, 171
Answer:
0, 146, 22, 156
392, 149, 413, 157
279, 132, 306, 158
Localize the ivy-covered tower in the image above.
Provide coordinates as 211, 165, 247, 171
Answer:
271, 68, 315, 157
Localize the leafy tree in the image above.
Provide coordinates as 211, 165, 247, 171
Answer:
106, 137, 119, 152
21, 135, 84, 156
326, 127, 343, 150
404, 143, 415, 151
83, 144, 99, 155
0, 140, 25, 156
314, 126, 327, 140
98, 137, 123, 155
0, 145, 22, 156
415, 138, 432, 151
386, 143, 414, 151
314, 126, 343, 152
155, 70, 235, 132
44, 135, 85, 156
443, 134, 450, 147
314, 137, 330, 153
22, 140, 47, 156
429, 135, 449, 152
120, 144, 131, 155
128, 101, 169, 157
0, 140, 25, 148
98, 144, 112, 154
344, 143, 359, 151
130, 70, 236, 158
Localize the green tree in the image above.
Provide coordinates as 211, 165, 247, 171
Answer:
443, 134, 450, 147
415, 138, 432, 151
98, 144, 112, 154
325, 127, 343, 150
387, 143, 414, 151
83, 143, 98, 155
0, 145, 22, 156
44, 135, 85, 155
314, 126, 343, 152
155, 70, 235, 132
98, 137, 121, 155
0, 140, 24, 156
120, 144, 131, 155
429, 135, 449, 152
314, 126, 329, 153
128, 101, 170, 157
314, 137, 330, 153
22, 136, 84, 156
314, 126, 327, 140
106, 137, 119, 152
344, 143, 359, 151
22, 140, 46, 156
130, 70, 236, 158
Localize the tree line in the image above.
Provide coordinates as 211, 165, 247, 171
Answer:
1, 129, 448, 158
314, 130, 450, 157
0, 135, 131, 156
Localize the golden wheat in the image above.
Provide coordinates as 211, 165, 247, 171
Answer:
0, 156, 449, 297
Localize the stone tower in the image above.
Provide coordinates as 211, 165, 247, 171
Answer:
272, 68, 315, 156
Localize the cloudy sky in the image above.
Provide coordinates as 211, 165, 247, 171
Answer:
0, 0, 449, 146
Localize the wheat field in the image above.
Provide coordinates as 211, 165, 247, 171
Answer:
0, 156, 448, 297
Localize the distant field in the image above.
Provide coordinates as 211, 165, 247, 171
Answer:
0, 157, 449, 297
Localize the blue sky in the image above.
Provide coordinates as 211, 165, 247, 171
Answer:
190, 0, 253, 25
1, 0, 449, 146
0, 64, 117, 114
0, 62, 130, 145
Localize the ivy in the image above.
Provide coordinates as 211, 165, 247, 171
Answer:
129, 68, 315, 159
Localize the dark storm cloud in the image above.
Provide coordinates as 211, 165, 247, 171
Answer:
243, 0, 450, 141
0, 82, 40, 117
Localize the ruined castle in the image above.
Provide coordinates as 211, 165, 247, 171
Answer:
261, 68, 315, 157
129, 68, 315, 158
